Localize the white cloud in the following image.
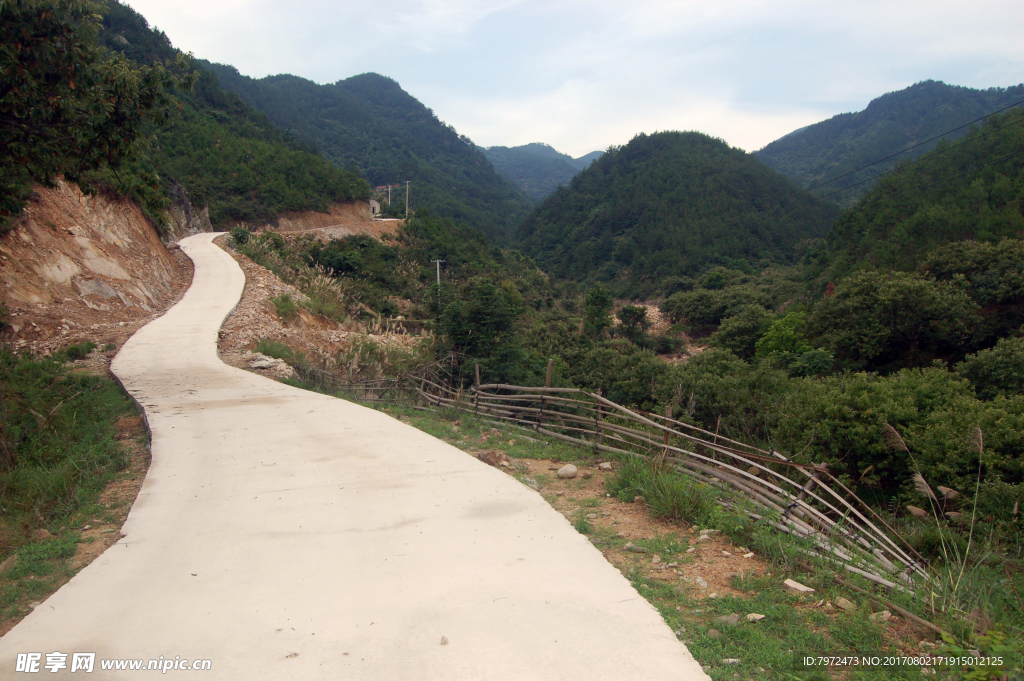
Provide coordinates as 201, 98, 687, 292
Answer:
122, 0, 1024, 155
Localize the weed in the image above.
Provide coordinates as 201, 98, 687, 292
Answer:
608, 458, 723, 526
256, 339, 304, 364
271, 294, 299, 322
7, 536, 78, 579
62, 341, 96, 361
230, 226, 251, 245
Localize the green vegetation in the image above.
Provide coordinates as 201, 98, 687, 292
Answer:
0, 0, 192, 230
755, 79, 1024, 205
204, 64, 532, 243
517, 131, 839, 297
481, 142, 602, 202
825, 106, 1024, 277
0, 347, 134, 537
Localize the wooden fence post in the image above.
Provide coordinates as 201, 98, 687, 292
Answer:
595, 389, 603, 447
474, 363, 481, 414
536, 358, 554, 431
788, 462, 828, 521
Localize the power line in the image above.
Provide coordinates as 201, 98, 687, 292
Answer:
805, 97, 1024, 194
811, 115, 1024, 202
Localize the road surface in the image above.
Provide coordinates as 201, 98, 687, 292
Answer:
0, 233, 709, 679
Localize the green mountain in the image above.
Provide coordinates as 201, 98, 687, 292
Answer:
755, 80, 1024, 206
203, 65, 533, 243
826, 105, 1024, 276
96, 0, 368, 229
516, 131, 840, 297
481, 143, 603, 201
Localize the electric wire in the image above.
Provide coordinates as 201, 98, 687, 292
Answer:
804, 97, 1024, 193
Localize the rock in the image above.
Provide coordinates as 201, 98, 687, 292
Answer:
586, 513, 598, 520
713, 613, 741, 627
722, 551, 732, 556
686, 547, 696, 553
32, 529, 53, 541
651, 555, 661, 564
580, 470, 593, 479
598, 462, 613, 470
666, 562, 678, 568
556, 464, 578, 479
523, 477, 540, 491
707, 592, 718, 599
695, 576, 708, 589
743, 552, 755, 558
633, 495, 646, 504
555, 491, 564, 497
440, 636, 449, 646
250, 358, 278, 369
624, 542, 647, 553
697, 535, 711, 542
707, 628, 721, 639
82, 525, 91, 531
836, 597, 857, 612
476, 450, 509, 468
869, 610, 892, 622
722, 658, 741, 665
783, 578, 815, 595
701, 529, 721, 537
746, 613, 766, 622
28, 601, 42, 609
0, 555, 17, 576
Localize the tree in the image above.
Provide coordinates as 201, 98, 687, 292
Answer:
583, 284, 613, 338
615, 305, 650, 345
0, 0, 194, 226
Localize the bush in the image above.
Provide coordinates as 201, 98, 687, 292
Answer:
63, 341, 97, 361
955, 332, 1024, 400
608, 458, 723, 526
271, 293, 299, 322
807, 270, 978, 372
230, 226, 251, 245
709, 305, 774, 359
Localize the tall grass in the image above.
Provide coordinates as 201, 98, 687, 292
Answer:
0, 347, 134, 554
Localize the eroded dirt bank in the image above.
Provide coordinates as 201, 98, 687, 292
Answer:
0, 180, 193, 357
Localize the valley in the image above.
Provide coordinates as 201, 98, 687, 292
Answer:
2, 0, 1023, 677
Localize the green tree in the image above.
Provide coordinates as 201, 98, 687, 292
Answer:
807, 271, 977, 371
955, 332, 1024, 400
583, 284, 613, 339
756, 312, 812, 357
616, 305, 650, 345
0, 0, 193, 227
710, 305, 774, 359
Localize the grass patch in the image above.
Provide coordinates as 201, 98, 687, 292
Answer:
0, 347, 135, 549
608, 457, 724, 526
61, 340, 96, 361
256, 338, 304, 364
270, 293, 299, 322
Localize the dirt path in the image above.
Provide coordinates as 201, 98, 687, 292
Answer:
0, 233, 709, 679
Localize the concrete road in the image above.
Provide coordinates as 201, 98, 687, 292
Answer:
0, 233, 709, 679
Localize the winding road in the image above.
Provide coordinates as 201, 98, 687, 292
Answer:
0, 233, 709, 679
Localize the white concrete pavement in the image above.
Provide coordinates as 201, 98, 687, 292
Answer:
0, 233, 709, 679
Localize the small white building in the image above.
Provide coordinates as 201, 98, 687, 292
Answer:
369, 199, 381, 216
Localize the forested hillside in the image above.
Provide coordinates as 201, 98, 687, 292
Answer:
516, 131, 839, 296
482, 143, 602, 201
756, 80, 1024, 206
91, 0, 368, 229
204, 65, 533, 243
824, 106, 1024, 276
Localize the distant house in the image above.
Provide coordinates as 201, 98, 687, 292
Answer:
369, 199, 381, 216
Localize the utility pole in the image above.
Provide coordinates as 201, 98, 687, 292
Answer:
430, 258, 444, 309
405, 180, 410, 219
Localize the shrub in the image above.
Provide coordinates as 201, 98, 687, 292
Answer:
63, 341, 97, 361
710, 305, 774, 359
807, 270, 978, 371
608, 458, 723, 526
954, 332, 1024, 400
271, 294, 299, 322
230, 226, 251, 245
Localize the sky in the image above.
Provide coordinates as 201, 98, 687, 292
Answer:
125, 0, 1024, 158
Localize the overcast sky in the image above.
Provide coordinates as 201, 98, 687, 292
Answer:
125, 0, 1024, 158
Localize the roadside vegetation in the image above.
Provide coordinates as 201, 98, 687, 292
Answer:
0, 343, 146, 626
